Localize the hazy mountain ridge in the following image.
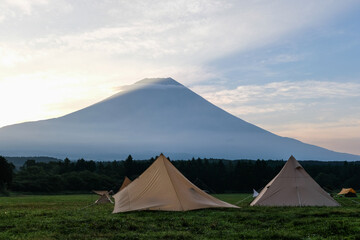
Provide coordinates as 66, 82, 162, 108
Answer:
0, 78, 359, 161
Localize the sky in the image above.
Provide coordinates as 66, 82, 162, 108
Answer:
0, 0, 359, 155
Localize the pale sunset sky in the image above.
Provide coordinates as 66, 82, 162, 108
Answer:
0, 0, 359, 155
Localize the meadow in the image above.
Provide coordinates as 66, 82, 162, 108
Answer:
1, 194, 360, 240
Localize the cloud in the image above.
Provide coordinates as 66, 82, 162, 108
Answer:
0, 0, 359, 151
3, 1, 357, 62
270, 118, 360, 155
0, 0, 71, 25
195, 81, 360, 110
192, 80, 360, 155
0, 0, 354, 88
4, 0, 48, 15
0, 46, 32, 67
0, 0, 355, 96
266, 54, 304, 64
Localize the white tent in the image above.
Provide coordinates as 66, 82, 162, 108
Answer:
253, 189, 259, 198
113, 154, 238, 212
250, 155, 339, 207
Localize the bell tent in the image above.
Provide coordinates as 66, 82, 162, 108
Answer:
250, 155, 339, 207
113, 154, 238, 212
119, 176, 132, 192
338, 188, 357, 197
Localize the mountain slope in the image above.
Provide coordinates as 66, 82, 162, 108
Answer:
0, 78, 359, 160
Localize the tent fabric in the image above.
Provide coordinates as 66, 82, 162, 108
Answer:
93, 190, 109, 196
338, 188, 357, 197
93, 190, 113, 204
113, 154, 238, 213
250, 156, 339, 207
95, 193, 113, 204
119, 176, 132, 192
253, 189, 259, 198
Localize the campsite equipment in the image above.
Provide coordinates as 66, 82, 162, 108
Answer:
338, 188, 357, 197
93, 190, 113, 204
253, 189, 259, 197
113, 154, 238, 212
118, 176, 132, 192
251, 155, 339, 206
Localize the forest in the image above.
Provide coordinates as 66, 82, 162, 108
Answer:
1, 155, 360, 194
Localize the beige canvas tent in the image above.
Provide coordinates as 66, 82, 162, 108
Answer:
93, 190, 113, 204
113, 154, 238, 212
118, 176, 132, 192
250, 156, 339, 207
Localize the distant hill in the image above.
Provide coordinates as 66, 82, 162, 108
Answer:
5, 156, 61, 169
0, 77, 359, 161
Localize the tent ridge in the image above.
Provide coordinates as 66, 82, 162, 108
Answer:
162, 156, 185, 211
294, 170, 301, 206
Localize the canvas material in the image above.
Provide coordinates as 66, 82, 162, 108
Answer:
119, 176, 132, 192
94, 192, 113, 204
93, 190, 109, 196
338, 188, 356, 195
113, 154, 238, 212
250, 156, 339, 207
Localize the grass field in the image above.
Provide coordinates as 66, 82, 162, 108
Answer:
1, 194, 360, 240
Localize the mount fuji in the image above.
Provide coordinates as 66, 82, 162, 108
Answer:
0, 78, 359, 161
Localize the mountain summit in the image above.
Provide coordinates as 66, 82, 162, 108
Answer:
0, 78, 359, 160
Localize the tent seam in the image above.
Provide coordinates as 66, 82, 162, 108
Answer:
162, 156, 185, 211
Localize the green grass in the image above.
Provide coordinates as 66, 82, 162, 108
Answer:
1, 194, 360, 240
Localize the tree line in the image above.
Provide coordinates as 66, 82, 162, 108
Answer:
1, 155, 359, 194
